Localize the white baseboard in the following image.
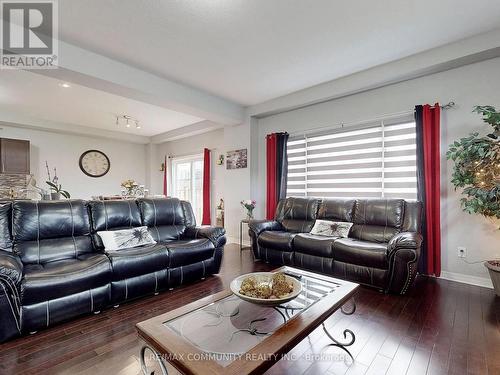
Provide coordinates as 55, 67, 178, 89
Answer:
221, 240, 493, 289
439, 271, 493, 289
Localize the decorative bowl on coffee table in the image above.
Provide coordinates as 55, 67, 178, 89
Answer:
230, 272, 302, 306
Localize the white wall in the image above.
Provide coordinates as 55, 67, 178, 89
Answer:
223, 123, 252, 244
255, 57, 500, 284
153, 125, 254, 244
0, 125, 147, 199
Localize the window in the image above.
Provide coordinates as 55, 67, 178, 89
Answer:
171, 154, 204, 223
286, 115, 417, 199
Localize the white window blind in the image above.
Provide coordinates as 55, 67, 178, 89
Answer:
286, 116, 417, 199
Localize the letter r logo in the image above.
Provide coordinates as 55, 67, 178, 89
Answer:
2, 1, 53, 55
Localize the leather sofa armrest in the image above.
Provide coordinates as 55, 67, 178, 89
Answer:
387, 232, 422, 295
0, 250, 23, 288
184, 226, 227, 248
248, 220, 283, 237
387, 232, 422, 254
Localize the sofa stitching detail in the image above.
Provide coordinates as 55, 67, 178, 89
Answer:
383, 200, 388, 241
127, 200, 132, 227
103, 201, 108, 230
36, 201, 40, 265
68, 201, 77, 258
301, 200, 310, 232
46, 300, 50, 327
0, 274, 21, 309
0, 282, 20, 332
152, 200, 157, 227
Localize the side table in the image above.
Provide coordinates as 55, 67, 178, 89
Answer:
239, 219, 251, 251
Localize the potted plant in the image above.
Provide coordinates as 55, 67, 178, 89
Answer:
240, 199, 256, 220
447, 105, 500, 295
45, 162, 71, 200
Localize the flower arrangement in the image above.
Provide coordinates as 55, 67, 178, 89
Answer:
45, 161, 70, 199
240, 199, 256, 219
121, 179, 138, 196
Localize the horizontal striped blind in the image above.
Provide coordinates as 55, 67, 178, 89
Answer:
287, 116, 417, 199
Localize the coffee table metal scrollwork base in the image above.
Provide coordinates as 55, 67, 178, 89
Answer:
140, 345, 169, 375
322, 298, 356, 359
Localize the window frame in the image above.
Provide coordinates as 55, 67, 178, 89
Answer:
170, 153, 204, 223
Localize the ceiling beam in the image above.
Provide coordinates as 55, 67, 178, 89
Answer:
33, 40, 244, 126
248, 28, 500, 118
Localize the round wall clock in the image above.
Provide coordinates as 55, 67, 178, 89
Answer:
79, 150, 110, 177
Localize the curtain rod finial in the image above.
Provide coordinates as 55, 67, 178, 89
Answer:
441, 101, 455, 109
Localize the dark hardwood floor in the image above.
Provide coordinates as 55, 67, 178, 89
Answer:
0, 244, 499, 375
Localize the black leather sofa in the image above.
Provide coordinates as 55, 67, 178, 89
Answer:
0, 198, 225, 343
249, 197, 422, 295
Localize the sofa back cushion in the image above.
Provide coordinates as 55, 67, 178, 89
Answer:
88, 200, 142, 250
181, 200, 196, 227
402, 200, 422, 233
277, 197, 319, 233
350, 199, 405, 243
12, 200, 94, 264
317, 198, 356, 222
0, 202, 12, 252
137, 198, 187, 242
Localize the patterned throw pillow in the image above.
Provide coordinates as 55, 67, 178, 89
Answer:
97, 226, 156, 251
310, 220, 353, 238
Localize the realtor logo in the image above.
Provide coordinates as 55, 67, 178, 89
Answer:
1, 0, 58, 68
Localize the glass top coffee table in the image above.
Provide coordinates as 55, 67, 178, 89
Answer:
136, 266, 359, 375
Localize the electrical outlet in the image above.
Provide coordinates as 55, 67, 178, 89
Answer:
457, 247, 467, 258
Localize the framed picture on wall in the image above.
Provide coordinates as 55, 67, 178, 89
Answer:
226, 149, 247, 169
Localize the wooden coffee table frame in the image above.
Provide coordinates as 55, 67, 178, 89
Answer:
136, 267, 359, 375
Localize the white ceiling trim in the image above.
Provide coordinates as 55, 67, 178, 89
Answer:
151, 120, 223, 144
0, 109, 150, 144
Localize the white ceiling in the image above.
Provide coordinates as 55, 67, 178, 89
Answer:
58, 0, 500, 105
0, 70, 203, 137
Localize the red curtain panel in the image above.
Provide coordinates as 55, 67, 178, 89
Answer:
266, 132, 289, 220
415, 103, 441, 276
162, 155, 168, 196
201, 148, 211, 225
266, 134, 277, 219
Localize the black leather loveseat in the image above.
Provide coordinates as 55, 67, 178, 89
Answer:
249, 197, 422, 295
0, 198, 225, 343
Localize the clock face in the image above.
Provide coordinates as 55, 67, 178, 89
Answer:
79, 150, 110, 177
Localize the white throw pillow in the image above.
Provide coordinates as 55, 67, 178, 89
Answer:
310, 220, 353, 238
97, 226, 156, 251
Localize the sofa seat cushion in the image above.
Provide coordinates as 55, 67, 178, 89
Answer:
332, 238, 388, 269
165, 239, 214, 268
293, 233, 337, 258
106, 244, 169, 280
21, 254, 111, 305
258, 231, 296, 252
